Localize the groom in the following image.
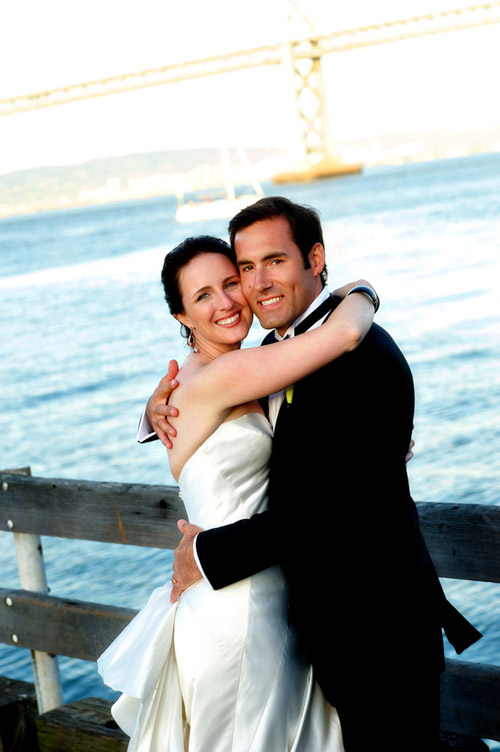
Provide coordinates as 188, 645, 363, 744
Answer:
139, 197, 480, 750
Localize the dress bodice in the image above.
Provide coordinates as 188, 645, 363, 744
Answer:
178, 412, 273, 530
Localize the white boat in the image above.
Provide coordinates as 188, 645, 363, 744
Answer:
175, 193, 262, 223
175, 147, 264, 223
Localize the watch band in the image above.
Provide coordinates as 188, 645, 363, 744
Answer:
346, 285, 380, 313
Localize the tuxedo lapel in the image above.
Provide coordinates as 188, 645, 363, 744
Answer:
259, 331, 276, 416
261, 331, 276, 346
293, 294, 336, 335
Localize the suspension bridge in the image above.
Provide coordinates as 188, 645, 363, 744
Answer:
2, 2, 499, 181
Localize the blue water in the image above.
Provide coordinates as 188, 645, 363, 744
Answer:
1, 153, 499, 742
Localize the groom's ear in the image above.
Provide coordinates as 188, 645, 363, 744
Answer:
309, 243, 326, 279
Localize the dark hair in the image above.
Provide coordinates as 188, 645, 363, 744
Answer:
228, 196, 328, 285
161, 235, 236, 338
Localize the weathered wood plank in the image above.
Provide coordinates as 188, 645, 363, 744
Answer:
2, 473, 498, 746
440, 659, 500, 742
36, 697, 128, 752
0, 675, 39, 752
0, 589, 136, 662
2, 474, 500, 581
3, 588, 500, 743
417, 502, 500, 583
0, 474, 186, 549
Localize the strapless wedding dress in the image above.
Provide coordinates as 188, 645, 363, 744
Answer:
98, 413, 343, 751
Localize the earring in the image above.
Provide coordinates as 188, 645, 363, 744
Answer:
188, 329, 199, 353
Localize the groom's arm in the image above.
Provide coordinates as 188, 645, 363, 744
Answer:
136, 361, 180, 448
195, 509, 280, 588
170, 510, 279, 601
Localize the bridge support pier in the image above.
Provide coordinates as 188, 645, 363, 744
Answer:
273, 40, 362, 183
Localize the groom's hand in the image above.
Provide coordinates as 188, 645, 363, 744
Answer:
146, 360, 180, 448
170, 520, 204, 602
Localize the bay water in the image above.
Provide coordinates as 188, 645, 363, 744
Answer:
1, 153, 499, 739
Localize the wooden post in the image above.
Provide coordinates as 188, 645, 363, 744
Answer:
12, 532, 64, 713
3, 468, 63, 714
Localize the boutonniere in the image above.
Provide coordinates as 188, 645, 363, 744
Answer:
285, 385, 294, 405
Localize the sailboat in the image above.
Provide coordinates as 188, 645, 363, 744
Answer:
175, 147, 264, 223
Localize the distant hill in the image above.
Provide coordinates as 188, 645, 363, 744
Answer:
1, 127, 499, 217
0, 147, 287, 217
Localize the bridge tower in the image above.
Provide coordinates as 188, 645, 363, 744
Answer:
275, 1, 361, 182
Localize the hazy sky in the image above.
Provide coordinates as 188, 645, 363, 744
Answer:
1, 0, 499, 174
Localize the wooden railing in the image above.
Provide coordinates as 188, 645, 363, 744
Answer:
1, 471, 500, 748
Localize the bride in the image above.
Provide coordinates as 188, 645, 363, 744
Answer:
98, 235, 376, 751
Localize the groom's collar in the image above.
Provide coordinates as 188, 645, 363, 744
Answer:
274, 287, 333, 341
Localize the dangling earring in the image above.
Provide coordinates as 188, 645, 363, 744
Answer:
188, 329, 199, 353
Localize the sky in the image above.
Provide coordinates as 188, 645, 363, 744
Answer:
1, 0, 499, 175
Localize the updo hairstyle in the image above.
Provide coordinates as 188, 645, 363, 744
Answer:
161, 235, 237, 340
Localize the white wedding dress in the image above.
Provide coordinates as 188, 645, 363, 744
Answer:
98, 412, 343, 751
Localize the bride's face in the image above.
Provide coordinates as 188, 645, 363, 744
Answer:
177, 252, 253, 351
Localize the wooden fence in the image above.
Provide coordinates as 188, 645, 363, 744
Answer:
1, 470, 500, 750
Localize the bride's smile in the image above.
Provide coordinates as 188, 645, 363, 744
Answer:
176, 252, 253, 356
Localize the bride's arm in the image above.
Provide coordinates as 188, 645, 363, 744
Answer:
333, 280, 379, 309
190, 287, 376, 411
332, 280, 358, 299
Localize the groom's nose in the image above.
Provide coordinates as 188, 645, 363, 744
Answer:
254, 266, 273, 291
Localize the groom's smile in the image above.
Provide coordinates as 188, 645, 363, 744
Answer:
258, 295, 284, 309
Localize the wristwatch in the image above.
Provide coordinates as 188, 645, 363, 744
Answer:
346, 285, 380, 313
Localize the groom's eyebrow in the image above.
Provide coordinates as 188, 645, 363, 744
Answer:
237, 251, 288, 267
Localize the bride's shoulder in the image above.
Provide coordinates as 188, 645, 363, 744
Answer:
176, 354, 211, 388
170, 356, 225, 415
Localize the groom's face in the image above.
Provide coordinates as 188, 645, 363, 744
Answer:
234, 216, 325, 335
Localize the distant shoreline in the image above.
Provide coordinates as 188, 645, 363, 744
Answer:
1, 131, 499, 219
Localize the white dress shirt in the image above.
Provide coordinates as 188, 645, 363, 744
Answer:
137, 404, 157, 444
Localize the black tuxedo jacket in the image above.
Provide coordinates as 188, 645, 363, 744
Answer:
196, 296, 480, 706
